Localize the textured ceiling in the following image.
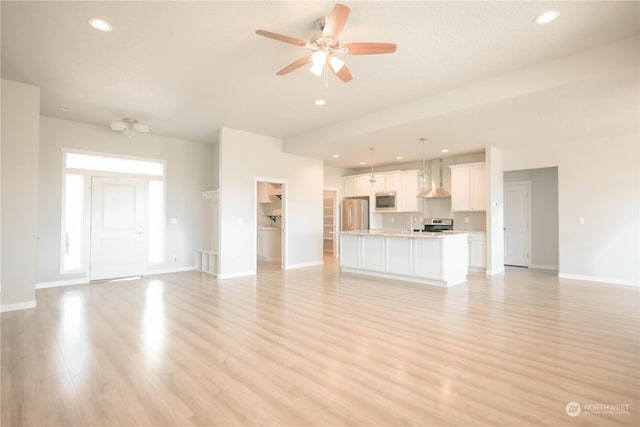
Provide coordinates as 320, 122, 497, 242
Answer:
2, 1, 639, 168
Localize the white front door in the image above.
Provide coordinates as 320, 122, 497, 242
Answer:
504, 182, 530, 267
90, 177, 144, 280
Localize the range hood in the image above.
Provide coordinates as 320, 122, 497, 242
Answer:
419, 159, 451, 198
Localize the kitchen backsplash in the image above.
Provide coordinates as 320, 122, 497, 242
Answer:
379, 208, 486, 232
453, 211, 486, 231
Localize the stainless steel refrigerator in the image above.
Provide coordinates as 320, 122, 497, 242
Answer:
341, 198, 369, 231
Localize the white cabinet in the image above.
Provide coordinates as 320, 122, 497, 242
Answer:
355, 175, 372, 197
413, 238, 443, 279
450, 162, 486, 212
339, 232, 469, 286
468, 232, 487, 272
340, 234, 360, 268
385, 236, 412, 275
361, 235, 385, 271
399, 170, 419, 212
373, 172, 399, 193
257, 228, 281, 260
343, 176, 356, 198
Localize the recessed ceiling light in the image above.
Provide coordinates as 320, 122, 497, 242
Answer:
534, 11, 559, 24
88, 18, 112, 32
314, 99, 326, 106
59, 105, 72, 112
332, 154, 340, 158
441, 149, 449, 153
395, 156, 403, 160
359, 161, 367, 165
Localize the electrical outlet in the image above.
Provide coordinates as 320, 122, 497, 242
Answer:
465, 217, 469, 223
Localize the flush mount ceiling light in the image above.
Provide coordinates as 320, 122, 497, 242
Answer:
110, 118, 149, 138
315, 99, 326, 106
359, 161, 366, 165
332, 154, 340, 158
88, 18, 112, 32
395, 156, 403, 160
441, 149, 449, 153
534, 11, 560, 24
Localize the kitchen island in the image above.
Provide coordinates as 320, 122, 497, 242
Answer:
339, 230, 469, 287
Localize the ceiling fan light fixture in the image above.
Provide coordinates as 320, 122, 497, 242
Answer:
110, 118, 149, 138
329, 56, 344, 72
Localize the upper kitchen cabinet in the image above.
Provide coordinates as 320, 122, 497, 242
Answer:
374, 172, 399, 193
343, 175, 372, 197
399, 170, 420, 212
450, 162, 486, 212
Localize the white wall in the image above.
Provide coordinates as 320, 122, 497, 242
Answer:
37, 116, 214, 283
324, 165, 347, 189
218, 127, 323, 278
503, 133, 639, 285
486, 147, 504, 275
1, 79, 40, 310
504, 167, 559, 269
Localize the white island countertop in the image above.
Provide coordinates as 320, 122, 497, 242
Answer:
339, 229, 468, 238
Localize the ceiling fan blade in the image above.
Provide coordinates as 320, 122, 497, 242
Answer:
329, 61, 353, 82
323, 3, 350, 40
276, 55, 312, 75
256, 29, 307, 47
345, 43, 397, 55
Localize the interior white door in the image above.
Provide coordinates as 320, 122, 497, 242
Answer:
90, 177, 144, 280
504, 182, 530, 267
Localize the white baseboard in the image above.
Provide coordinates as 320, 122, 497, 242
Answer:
217, 270, 255, 279
486, 267, 505, 276
284, 261, 324, 270
1, 300, 36, 313
36, 277, 88, 289
529, 264, 559, 271
144, 266, 196, 276
559, 273, 639, 287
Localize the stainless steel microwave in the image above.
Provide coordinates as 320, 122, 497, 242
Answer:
375, 192, 397, 211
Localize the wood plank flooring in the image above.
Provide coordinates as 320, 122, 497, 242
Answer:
2, 259, 638, 427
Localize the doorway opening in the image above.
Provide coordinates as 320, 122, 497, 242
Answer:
256, 180, 286, 271
323, 188, 338, 258
503, 167, 559, 271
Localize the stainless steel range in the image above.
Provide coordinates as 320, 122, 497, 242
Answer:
417, 218, 454, 233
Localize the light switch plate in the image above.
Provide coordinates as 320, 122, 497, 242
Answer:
171, 218, 178, 224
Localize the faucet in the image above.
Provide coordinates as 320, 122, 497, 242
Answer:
410, 214, 419, 232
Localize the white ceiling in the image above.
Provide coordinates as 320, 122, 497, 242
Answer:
2, 1, 638, 169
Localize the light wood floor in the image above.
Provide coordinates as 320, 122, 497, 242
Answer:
2, 258, 638, 427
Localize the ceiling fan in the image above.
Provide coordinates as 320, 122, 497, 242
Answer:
256, 3, 396, 83
109, 118, 149, 138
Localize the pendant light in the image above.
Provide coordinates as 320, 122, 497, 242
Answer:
368, 147, 376, 186
419, 137, 429, 188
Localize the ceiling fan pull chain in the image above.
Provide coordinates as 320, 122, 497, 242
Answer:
323, 62, 329, 89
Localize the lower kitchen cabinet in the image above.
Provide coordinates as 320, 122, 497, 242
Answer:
361, 235, 385, 271
468, 232, 487, 272
385, 236, 412, 276
413, 238, 443, 279
339, 232, 469, 287
340, 234, 360, 268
